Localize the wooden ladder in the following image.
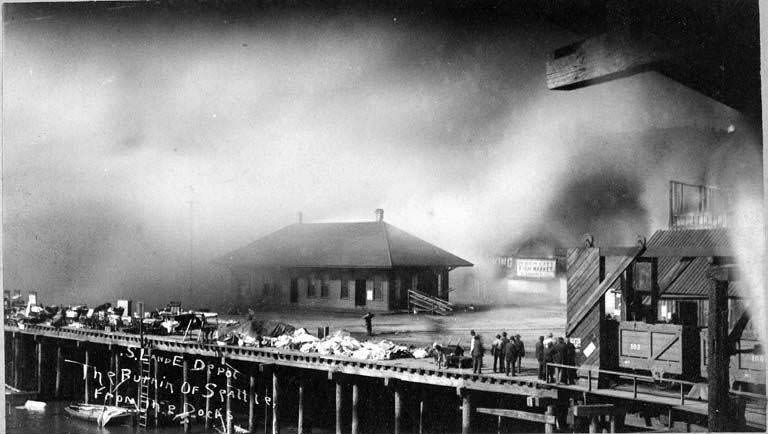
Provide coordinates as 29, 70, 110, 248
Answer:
137, 348, 151, 429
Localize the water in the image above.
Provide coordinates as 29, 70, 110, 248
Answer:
7, 401, 332, 434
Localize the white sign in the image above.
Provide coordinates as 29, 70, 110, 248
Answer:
583, 341, 596, 358
515, 259, 556, 279
366, 289, 374, 301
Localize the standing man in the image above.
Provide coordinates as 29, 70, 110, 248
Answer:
504, 334, 518, 376
363, 312, 375, 337
470, 330, 484, 374
543, 341, 554, 382
535, 336, 545, 380
491, 334, 502, 373
515, 334, 525, 374
500, 332, 510, 374
553, 337, 567, 384
565, 337, 577, 384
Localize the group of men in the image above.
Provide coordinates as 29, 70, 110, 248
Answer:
466, 330, 525, 375
467, 330, 578, 382
535, 333, 577, 384
489, 332, 525, 376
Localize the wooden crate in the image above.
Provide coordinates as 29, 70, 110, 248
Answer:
700, 328, 765, 385
618, 321, 700, 378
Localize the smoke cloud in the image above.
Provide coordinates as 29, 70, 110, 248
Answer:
3, 4, 759, 309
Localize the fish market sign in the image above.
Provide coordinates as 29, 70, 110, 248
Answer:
514, 259, 556, 280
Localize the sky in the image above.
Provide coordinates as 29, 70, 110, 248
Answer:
2, 3, 762, 307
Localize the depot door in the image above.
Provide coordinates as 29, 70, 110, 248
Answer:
354, 279, 367, 306
290, 279, 298, 303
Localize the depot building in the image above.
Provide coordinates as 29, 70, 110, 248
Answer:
216, 209, 473, 312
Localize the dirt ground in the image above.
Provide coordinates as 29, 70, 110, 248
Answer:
229, 304, 566, 359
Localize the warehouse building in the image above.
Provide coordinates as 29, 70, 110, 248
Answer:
217, 210, 472, 311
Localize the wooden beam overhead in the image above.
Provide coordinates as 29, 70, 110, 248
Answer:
546, 30, 671, 90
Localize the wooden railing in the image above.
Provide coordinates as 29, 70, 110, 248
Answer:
545, 362, 767, 406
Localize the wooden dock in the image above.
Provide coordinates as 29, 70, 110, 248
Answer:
5, 324, 765, 433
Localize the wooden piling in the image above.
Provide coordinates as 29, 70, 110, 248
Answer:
153, 355, 159, 425
394, 385, 402, 434
250, 373, 257, 434
182, 357, 189, 432
707, 274, 730, 432
36, 339, 43, 394
113, 350, 120, 406
544, 406, 555, 433
589, 416, 598, 433
351, 382, 359, 434
205, 364, 212, 430
419, 389, 425, 434
13, 334, 20, 388
227, 369, 233, 434
461, 390, 471, 434
55, 344, 62, 398
272, 369, 280, 434
336, 381, 343, 434
84, 346, 90, 404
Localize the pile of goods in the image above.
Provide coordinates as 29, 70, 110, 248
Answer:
221, 322, 430, 361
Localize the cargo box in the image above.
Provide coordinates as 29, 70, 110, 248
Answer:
700, 328, 765, 385
618, 321, 700, 379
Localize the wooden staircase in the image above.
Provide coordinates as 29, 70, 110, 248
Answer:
407, 290, 454, 315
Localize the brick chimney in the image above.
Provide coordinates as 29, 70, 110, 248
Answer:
375, 208, 384, 222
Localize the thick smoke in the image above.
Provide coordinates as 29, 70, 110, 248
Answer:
3, 4, 757, 310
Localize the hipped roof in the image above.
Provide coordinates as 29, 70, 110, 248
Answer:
217, 222, 473, 269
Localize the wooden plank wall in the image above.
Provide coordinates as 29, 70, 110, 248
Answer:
566, 248, 604, 373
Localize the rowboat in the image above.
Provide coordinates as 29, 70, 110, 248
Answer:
64, 403, 136, 426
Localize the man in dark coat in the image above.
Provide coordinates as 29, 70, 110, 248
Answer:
553, 337, 567, 384
515, 334, 525, 373
543, 341, 554, 382
565, 337, 577, 384
363, 312, 375, 336
535, 336, 545, 380
504, 335, 519, 376
491, 334, 502, 373
499, 332, 510, 374
471, 332, 484, 374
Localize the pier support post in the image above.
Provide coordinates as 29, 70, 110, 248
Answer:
419, 388, 425, 434
707, 271, 730, 432
250, 372, 257, 434
272, 368, 280, 434
182, 357, 189, 432
226, 367, 233, 434
545, 406, 555, 433
113, 350, 120, 406
336, 380, 343, 434
36, 338, 43, 394
55, 344, 62, 398
153, 355, 159, 425
84, 346, 90, 404
205, 364, 212, 430
13, 333, 21, 388
458, 388, 471, 434
351, 382, 359, 434
394, 385, 402, 434
298, 376, 311, 434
